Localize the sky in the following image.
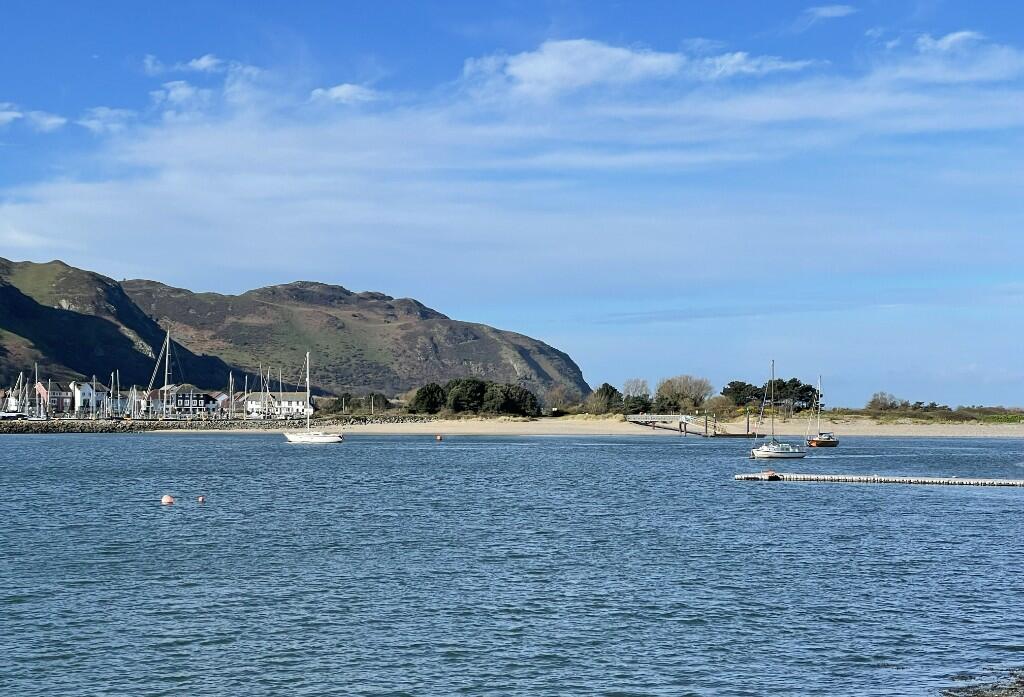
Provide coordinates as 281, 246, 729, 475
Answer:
2, 0, 1024, 406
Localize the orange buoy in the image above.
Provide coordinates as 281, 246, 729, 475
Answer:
197, 495, 206, 504
160, 494, 175, 505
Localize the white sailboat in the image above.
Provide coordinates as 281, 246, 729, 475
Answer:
284, 352, 342, 444
751, 360, 807, 460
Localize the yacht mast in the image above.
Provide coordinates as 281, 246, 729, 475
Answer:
305, 351, 311, 431
816, 375, 822, 435
162, 331, 171, 419
770, 360, 776, 441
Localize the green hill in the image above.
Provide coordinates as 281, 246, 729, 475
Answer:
0, 258, 231, 390
0, 258, 591, 400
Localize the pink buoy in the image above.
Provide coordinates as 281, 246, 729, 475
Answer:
160, 494, 175, 505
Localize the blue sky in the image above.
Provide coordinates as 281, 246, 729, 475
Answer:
3, 1, 1024, 406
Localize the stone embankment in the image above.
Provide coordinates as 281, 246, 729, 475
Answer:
0, 415, 437, 435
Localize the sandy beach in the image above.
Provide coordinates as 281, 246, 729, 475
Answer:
334, 415, 1024, 438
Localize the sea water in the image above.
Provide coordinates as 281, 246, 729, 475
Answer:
2, 434, 1023, 696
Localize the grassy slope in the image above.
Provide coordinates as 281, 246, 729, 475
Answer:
121, 279, 591, 397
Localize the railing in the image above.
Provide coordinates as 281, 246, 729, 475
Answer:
625, 414, 705, 424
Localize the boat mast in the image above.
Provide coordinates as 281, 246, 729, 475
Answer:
816, 375, 822, 435
34, 362, 39, 417
770, 360, 776, 441
305, 351, 311, 431
163, 331, 172, 419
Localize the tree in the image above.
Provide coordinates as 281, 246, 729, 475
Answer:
483, 383, 540, 416
721, 381, 762, 406
622, 378, 650, 399
584, 383, 623, 414
543, 384, 577, 411
445, 378, 487, 413
866, 391, 899, 410
656, 374, 714, 411
623, 393, 653, 415
704, 394, 735, 416
409, 383, 446, 414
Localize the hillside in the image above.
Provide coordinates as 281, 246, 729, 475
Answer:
0, 258, 232, 390
0, 257, 590, 399
121, 279, 590, 398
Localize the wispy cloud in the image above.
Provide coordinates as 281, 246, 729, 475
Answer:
2, 32, 1024, 304
464, 38, 813, 99
0, 103, 23, 127
24, 111, 67, 132
876, 31, 1024, 82
0, 104, 66, 132
143, 53, 226, 76
793, 4, 858, 32
310, 83, 380, 105
76, 106, 134, 134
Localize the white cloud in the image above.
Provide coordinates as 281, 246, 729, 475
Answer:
0, 106, 23, 126
76, 106, 134, 134
464, 39, 812, 98
143, 54, 164, 76
149, 80, 213, 113
143, 53, 225, 75
473, 39, 683, 97
3, 32, 1024, 305
691, 52, 814, 79
25, 111, 67, 132
310, 83, 379, 104
878, 31, 1024, 83
806, 4, 858, 20
794, 5, 858, 32
185, 54, 223, 72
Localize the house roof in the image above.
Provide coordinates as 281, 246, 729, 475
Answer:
246, 391, 308, 402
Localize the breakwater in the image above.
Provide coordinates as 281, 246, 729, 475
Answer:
0, 415, 437, 435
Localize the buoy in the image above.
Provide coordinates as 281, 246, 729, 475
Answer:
435, 434, 443, 442
197, 495, 206, 504
160, 494, 175, 505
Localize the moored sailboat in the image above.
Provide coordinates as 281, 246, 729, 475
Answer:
806, 375, 839, 447
751, 360, 807, 460
284, 352, 342, 444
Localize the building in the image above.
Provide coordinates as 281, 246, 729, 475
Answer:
244, 391, 311, 419
69, 380, 109, 417
172, 385, 219, 417
35, 382, 73, 415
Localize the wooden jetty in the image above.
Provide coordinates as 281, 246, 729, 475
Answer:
735, 471, 1024, 487
625, 414, 756, 438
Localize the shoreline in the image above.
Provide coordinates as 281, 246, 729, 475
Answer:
4, 414, 1024, 438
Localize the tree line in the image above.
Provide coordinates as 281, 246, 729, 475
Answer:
408, 378, 541, 417
576, 374, 820, 416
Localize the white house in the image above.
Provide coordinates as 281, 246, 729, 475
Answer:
70, 380, 109, 417
245, 392, 310, 419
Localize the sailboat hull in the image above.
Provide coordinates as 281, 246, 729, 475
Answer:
284, 432, 343, 444
751, 448, 807, 459
806, 438, 839, 447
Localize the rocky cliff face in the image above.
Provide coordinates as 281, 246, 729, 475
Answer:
0, 257, 590, 399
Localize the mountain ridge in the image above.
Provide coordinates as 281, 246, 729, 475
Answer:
0, 257, 590, 400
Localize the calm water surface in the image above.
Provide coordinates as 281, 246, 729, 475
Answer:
2, 434, 1024, 696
